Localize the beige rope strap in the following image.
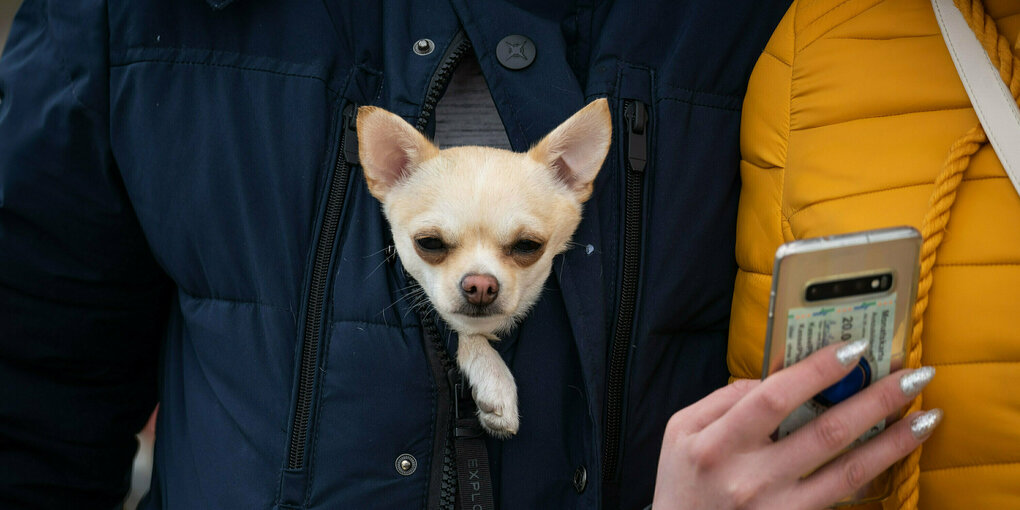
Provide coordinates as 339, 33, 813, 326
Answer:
891, 1, 1020, 508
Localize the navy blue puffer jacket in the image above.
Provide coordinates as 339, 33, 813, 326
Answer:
0, 1, 788, 508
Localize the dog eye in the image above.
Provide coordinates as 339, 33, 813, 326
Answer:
415, 236, 447, 252
512, 240, 542, 254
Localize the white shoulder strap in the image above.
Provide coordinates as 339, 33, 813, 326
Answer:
932, 0, 1020, 196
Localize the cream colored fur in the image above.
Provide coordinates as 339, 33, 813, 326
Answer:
358, 99, 611, 437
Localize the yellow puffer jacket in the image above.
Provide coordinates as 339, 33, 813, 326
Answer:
730, 0, 1020, 508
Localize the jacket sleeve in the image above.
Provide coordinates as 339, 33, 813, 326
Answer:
727, 2, 796, 381
0, 2, 171, 507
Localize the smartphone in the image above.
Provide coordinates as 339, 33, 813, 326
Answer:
763, 226, 921, 505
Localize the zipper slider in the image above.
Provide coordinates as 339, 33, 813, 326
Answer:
624, 100, 648, 173
342, 103, 360, 165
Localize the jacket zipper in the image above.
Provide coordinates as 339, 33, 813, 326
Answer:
603, 99, 648, 485
416, 31, 472, 132
287, 103, 359, 470
419, 307, 458, 510
415, 31, 471, 510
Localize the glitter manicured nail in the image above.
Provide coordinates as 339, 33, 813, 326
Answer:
835, 339, 870, 367
900, 366, 935, 397
910, 409, 944, 440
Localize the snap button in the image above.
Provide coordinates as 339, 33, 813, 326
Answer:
395, 453, 417, 476
496, 35, 536, 70
413, 38, 435, 56
573, 465, 587, 493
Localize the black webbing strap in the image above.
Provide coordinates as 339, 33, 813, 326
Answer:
449, 369, 496, 510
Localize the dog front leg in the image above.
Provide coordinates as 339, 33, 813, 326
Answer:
457, 333, 519, 438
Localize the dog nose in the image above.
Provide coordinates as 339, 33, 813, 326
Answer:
461, 274, 499, 306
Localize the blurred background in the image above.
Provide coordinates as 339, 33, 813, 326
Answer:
1, 2, 155, 509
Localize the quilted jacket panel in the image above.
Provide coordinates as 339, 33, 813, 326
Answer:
730, 0, 1020, 507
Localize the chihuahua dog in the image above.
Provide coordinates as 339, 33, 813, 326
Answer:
357, 99, 611, 437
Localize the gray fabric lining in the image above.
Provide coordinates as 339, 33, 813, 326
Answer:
433, 51, 512, 151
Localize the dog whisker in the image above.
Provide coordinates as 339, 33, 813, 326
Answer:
361, 245, 394, 259
401, 292, 434, 321
363, 258, 390, 281
378, 287, 427, 318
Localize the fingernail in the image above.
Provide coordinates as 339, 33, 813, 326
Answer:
910, 409, 944, 440
900, 366, 935, 397
836, 339, 870, 366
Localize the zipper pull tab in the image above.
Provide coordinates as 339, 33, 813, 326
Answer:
342, 103, 360, 165
624, 100, 648, 173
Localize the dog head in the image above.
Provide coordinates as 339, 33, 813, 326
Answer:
358, 99, 611, 335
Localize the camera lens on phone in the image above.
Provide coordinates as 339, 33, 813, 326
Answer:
805, 272, 894, 301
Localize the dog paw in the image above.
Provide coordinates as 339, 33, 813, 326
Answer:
475, 399, 519, 439
456, 333, 520, 437
471, 371, 519, 438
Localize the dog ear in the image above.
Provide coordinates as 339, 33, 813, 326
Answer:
357, 106, 439, 200
528, 98, 612, 202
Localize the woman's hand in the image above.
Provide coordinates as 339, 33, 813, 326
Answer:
651, 340, 942, 509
